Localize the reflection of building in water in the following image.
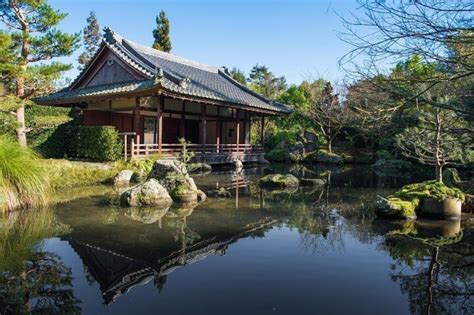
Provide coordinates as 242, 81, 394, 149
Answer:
66, 218, 276, 305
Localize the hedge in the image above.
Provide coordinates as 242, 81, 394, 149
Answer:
73, 126, 123, 161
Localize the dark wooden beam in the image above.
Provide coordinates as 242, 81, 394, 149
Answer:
134, 97, 140, 143
180, 100, 185, 139
157, 95, 164, 153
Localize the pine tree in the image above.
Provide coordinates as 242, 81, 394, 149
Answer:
248, 64, 287, 99
152, 10, 172, 52
230, 68, 247, 85
0, 0, 80, 147
78, 11, 101, 70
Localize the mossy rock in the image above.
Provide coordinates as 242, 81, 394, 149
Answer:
375, 196, 418, 219
304, 150, 343, 164
265, 149, 290, 162
392, 180, 465, 202
375, 180, 465, 219
260, 174, 299, 188
120, 179, 173, 208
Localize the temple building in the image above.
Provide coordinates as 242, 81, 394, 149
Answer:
35, 28, 292, 162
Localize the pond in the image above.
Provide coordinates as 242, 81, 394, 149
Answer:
1, 164, 473, 314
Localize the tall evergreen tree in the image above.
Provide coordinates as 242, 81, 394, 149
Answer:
78, 11, 101, 70
152, 10, 171, 52
0, 0, 80, 147
229, 68, 247, 85
248, 64, 287, 99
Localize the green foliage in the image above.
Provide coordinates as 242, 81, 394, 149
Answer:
442, 168, 461, 188
73, 126, 123, 162
152, 10, 172, 52
248, 64, 286, 99
265, 148, 290, 162
26, 105, 81, 156
229, 68, 247, 85
0, 136, 48, 212
78, 11, 101, 70
267, 129, 300, 149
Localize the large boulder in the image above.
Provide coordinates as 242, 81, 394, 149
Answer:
420, 197, 462, 219
260, 174, 299, 188
148, 160, 203, 203
120, 179, 173, 208
375, 180, 465, 220
114, 170, 134, 187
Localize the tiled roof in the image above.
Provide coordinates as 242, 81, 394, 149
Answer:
36, 28, 293, 114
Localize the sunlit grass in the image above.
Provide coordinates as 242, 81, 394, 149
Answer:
0, 136, 49, 212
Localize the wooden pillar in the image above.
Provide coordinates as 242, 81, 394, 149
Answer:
134, 97, 141, 143
260, 116, 265, 146
201, 104, 207, 150
180, 100, 185, 139
216, 107, 221, 153
157, 95, 163, 153
236, 109, 240, 152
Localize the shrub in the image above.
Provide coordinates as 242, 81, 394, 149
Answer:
265, 148, 290, 162
73, 126, 123, 161
304, 149, 343, 164
0, 136, 49, 212
26, 105, 82, 158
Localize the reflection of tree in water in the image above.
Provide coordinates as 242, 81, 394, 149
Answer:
166, 206, 201, 260
383, 227, 474, 315
0, 209, 80, 314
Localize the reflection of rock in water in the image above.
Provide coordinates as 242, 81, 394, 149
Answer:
66, 218, 277, 305
125, 207, 170, 224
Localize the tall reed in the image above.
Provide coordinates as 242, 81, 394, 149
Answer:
0, 136, 48, 212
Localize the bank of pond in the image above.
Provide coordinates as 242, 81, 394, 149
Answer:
1, 163, 473, 314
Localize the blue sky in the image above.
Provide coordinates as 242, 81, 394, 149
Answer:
48, 0, 359, 85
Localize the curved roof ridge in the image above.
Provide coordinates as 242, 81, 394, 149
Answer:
121, 37, 219, 74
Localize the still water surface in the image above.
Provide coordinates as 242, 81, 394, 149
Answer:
1, 165, 473, 314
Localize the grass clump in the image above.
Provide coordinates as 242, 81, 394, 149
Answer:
46, 159, 117, 191
0, 136, 49, 212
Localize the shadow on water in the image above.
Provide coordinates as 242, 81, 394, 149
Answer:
0, 164, 472, 314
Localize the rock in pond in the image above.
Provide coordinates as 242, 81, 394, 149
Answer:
259, 174, 299, 188
120, 179, 173, 208
148, 160, 204, 204
189, 162, 212, 174
300, 178, 325, 187
375, 196, 418, 220
207, 187, 232, 198
114, 170, 134, 186
420, 197, 462, 219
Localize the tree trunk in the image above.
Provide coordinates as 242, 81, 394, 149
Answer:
327, 138, 332, 153
15, 75, 27, 147
16, 24, 30, 147
434, 109, 442, 183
